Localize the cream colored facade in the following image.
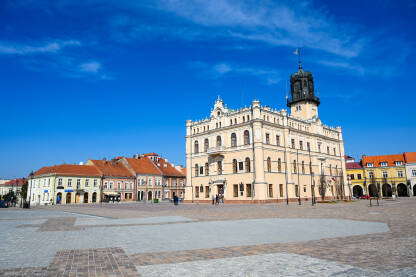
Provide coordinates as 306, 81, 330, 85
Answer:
28, 175, 101, 206
185, 68, 348, 203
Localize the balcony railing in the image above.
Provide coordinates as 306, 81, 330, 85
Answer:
207, 146, 226, 155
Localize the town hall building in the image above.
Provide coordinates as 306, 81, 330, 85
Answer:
184, 63, 349, 203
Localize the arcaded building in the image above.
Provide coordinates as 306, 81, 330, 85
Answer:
184, 64, 348, 203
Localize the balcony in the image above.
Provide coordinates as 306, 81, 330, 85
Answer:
207, 146, 226, 156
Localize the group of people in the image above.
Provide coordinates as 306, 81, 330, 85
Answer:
211, 194, 224, 205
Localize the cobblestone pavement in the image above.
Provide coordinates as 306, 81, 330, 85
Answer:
1, 198, 415, 276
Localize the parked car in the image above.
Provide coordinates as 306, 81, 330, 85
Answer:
361, 195, 370, 199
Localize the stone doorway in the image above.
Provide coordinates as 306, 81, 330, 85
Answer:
397, 183, 408, 197
382, 184, 392, 197
352, 185, 363, 197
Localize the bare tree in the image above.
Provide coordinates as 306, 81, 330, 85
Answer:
318, 171, 327, 201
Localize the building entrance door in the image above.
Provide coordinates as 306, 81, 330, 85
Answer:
217, 185, 224, 195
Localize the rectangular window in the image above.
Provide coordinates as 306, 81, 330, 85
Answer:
357, 174, 362, 179
307, 142, 311, 151
118, 181, 121, 190
291, 139, 295, 149
412, 169, 416, 177
299, 141, 303, 150
268, 184, 273, 198
238, 162, 244, 171
195, 186, 199, 198
233, 184, 238, 197
350, 174, 355, 180
246, 184, 252, 197
333, 148, 336, 156
382, 171, 388, 178
104, 181, 108, 189
58, 178, 63, 186
200, 166, 204, 175
276, 135, 280, 146
68, 179, 72, 187
76, 179, 81, 189
265, 133, 270, 144
395, 161, 403, 166
200, 186, 203, 193
94, 179, 97, 187
295, 185, 299, 197
279, 184, 283, 197
367, 163, 374, 167
380, 162, 387, 167
110, 181, 114, 189
148, 178, 152, 186
205, 186, 209, 198
85, 179, 89, 187
397, 171, 403, 178
369, 172, 374, 178
318, 143, 321, 152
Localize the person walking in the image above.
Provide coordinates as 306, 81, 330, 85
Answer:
212, 194, 215, 205
215, 194, 219, 205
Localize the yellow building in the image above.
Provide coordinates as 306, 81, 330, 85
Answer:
28, 164, 101, 206
345, 156, 365, 197
362, 154, 408, 197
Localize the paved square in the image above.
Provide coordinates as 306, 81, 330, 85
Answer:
1, 199, 415, 276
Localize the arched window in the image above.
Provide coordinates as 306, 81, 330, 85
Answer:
204, 138, 209, 152
205, 163, 209, 176
244, 130, 250, 145
217, 161, 222, 175
194, 141, 199, 154
267, 157, 271, 172
245, 157, 250, 172
230, 119, 233, 125
242, 116, 245, 122
293, 160, 297, 173
195, 164, 199, 177
216, 136, 222, 147
234, 118, 237, 124
247, 115, 250, 120
231, 133, 237, 147
302, 161, 305, 174
278, 158, 282, 172
233, 159, 238, 173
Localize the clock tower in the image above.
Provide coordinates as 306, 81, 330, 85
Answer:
287, 61, 320, 120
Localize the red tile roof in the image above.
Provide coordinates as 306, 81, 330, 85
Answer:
33, 164, 101, 177
362, 154, 405, 168
124, 157, 162, 175
143, 153, 158, 157
154, 158, 185, 177
89, 159, 134, 178
404, 152, 416, 163
346, 162, 363, 170
1, 178, 25, 187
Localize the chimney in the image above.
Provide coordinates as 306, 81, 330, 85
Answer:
171, 163, 175, 167
79, 162, 84, 165
164, 158, 168, 163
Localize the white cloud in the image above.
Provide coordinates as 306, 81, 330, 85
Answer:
151, 0, 365, 58
0, 40, 81, 55
192, 61, 280, 86
79, 61, 101, 73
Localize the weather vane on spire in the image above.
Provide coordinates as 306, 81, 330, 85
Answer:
293, 48, 302, 69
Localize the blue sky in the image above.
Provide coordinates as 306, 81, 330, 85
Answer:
1, 0, 415, 179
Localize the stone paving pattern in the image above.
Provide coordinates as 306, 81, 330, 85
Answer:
1, 198, 415, 276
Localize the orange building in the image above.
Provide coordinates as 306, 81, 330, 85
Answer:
87, 159, 136, 202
